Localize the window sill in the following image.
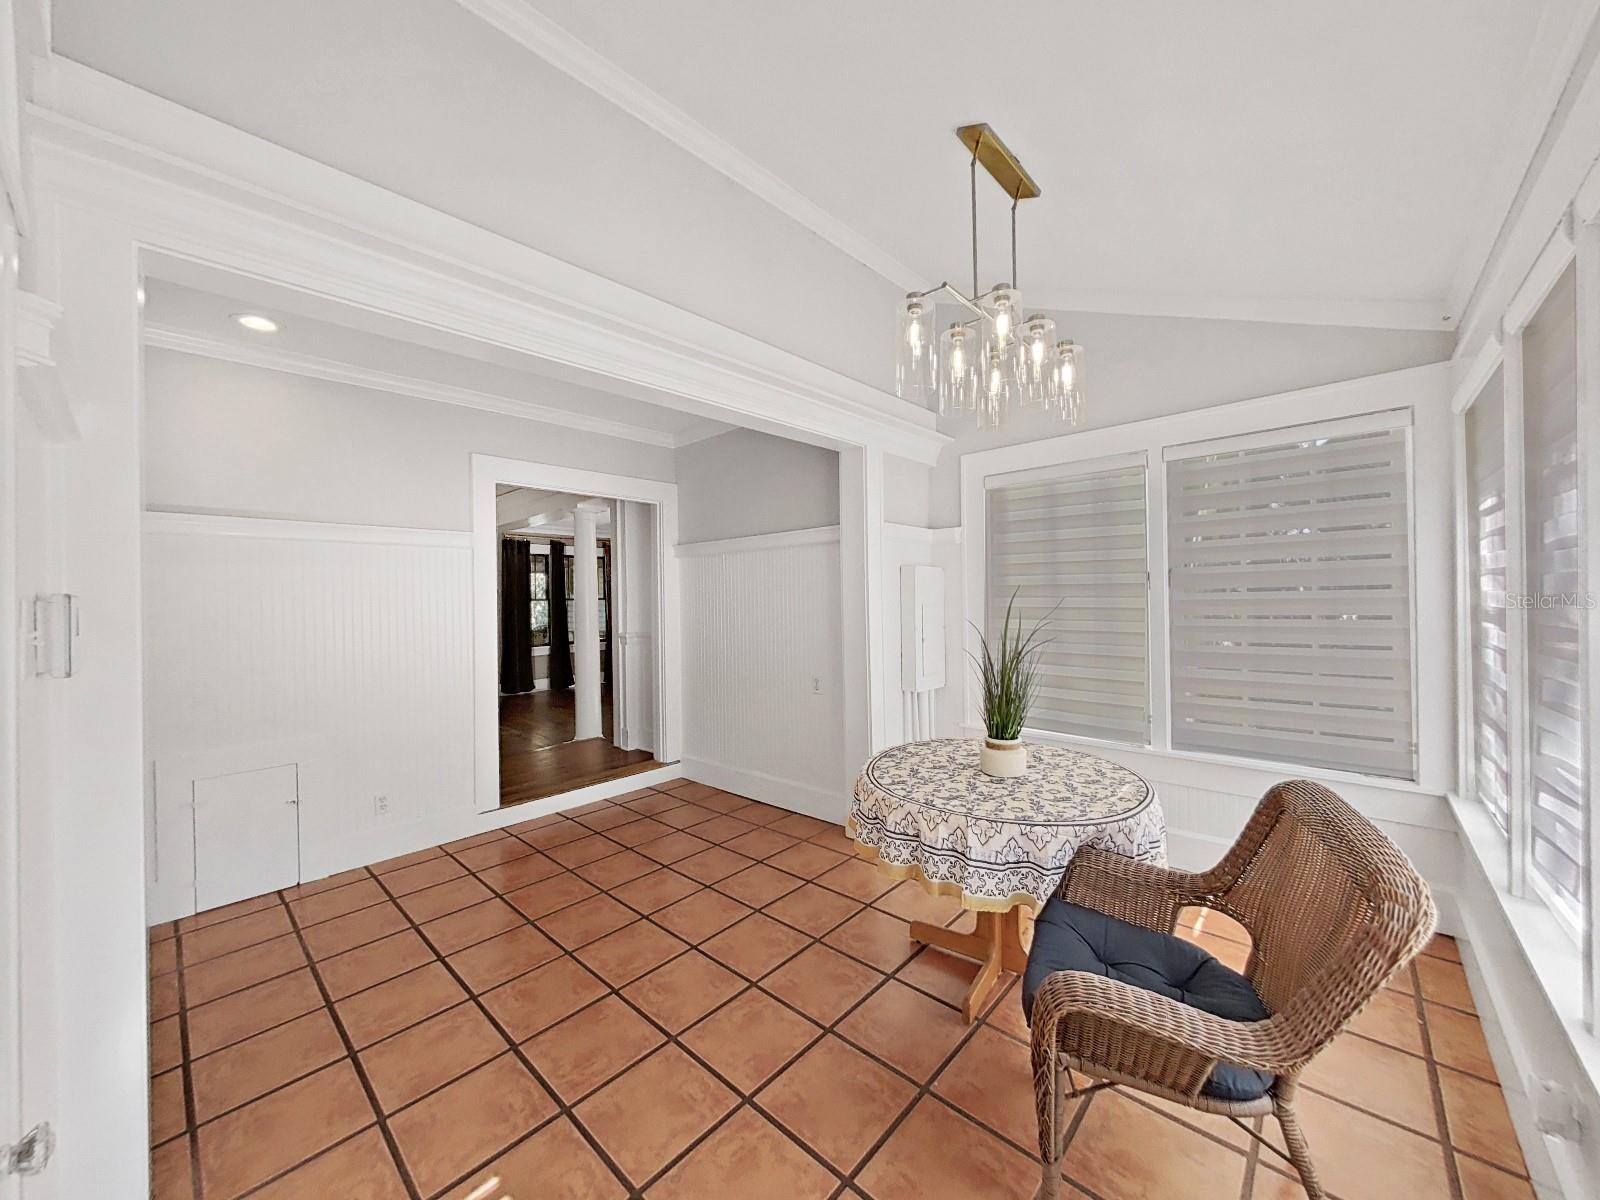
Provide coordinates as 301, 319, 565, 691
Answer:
1449, 791, 1600, 1096
957, 722, 1450, 827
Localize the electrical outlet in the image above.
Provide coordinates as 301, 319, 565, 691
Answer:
373, 795, 390, 817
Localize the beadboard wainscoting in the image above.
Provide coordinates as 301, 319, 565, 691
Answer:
678, 526, 847, 821
142, 512, 477, 920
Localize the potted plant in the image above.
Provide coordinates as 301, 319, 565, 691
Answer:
972, 589, 1055, 778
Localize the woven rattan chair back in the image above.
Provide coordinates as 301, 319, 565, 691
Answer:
1212, 780, 1436, 1053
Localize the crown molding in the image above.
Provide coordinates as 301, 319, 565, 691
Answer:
453, 0, 922, 292
143, 324, 684, 448
1026, 288, 1453, 334
17, 289, 79, 441
16, 289, 59, 368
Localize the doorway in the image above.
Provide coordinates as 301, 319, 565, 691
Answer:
473, 455, 682, 814
495, 487, 655, 804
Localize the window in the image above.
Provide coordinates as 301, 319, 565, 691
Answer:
529, 553, 550, 647
1165, 422, 1415, 779
1522, 263, 1584, 929
985, 458, 1150, 743
1465, 370, 1510, 832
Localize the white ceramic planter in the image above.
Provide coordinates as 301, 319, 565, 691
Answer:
980, 737, 1028, 778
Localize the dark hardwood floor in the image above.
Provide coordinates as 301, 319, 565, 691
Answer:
499, 687, 657, 807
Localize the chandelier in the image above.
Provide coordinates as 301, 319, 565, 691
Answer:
894, 124, 1082, 429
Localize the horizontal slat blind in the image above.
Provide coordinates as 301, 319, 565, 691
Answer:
987, 462, 1149, 743
1523, 262, 1584, 926
1466, 368, 1511, 833
1167, 425, 1414, 778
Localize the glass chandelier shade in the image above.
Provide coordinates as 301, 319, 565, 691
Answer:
1017, 313, 1058, 408
938, 324, 977, 414
979, 285, 1020, 354
979, 341, 1010, 426
895, 295, 937, 404
1055, 341, 1083, 425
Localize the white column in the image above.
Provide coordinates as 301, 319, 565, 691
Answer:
573, 499, 608, 741
840, 445, 889, 789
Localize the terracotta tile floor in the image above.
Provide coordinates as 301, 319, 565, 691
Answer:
148, 779, 1535, 1200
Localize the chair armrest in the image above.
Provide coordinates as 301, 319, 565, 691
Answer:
1058, 847, 1213, 936
1029, 969, 1304, 1098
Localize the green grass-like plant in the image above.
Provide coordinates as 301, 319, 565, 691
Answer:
971, 588, 1058, 741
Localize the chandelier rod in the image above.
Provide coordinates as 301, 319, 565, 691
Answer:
969, 130, 982, 299
1011, 186, 1021, 291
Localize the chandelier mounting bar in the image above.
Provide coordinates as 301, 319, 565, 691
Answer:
956, 124, 1041, 201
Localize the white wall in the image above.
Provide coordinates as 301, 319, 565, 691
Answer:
883, 453, 933, 527
143, 349, 675, 529
927, 311, 1452, 524
678, 528, 845, 820
674, 427, 839, 543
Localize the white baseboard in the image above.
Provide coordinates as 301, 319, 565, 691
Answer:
304, 763, 686, 884
680, 758, 846, 825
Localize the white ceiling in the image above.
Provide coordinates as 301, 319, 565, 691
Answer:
140, 261, 734, 448
522, 0, 1557, 325
53, 0, 1579, 336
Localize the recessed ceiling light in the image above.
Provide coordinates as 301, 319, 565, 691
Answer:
232, 313, 279, 334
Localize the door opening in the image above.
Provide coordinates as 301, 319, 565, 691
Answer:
493, 486, 661, 806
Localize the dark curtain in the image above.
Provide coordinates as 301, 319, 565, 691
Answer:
602, 549, 614, 684
547, 548, 574, 690
498, 538, 536, 694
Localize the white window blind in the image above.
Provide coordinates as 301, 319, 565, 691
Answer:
1523, 263, 1585, 926
986, 460, 1149, 743
1466, 369, 1511, 833
1166, 423, 1415, 778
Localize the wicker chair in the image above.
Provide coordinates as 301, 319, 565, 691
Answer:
1029, 779, 1437, 1200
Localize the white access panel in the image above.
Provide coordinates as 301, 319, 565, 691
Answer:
193, 764, 300, 911
900, 564, 947, 692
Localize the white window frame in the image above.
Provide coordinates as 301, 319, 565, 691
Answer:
1453, 207, 1599, 1031
982, 450, 1152, 750
1162, 411, 1418, 782
959, 363, 1454, 798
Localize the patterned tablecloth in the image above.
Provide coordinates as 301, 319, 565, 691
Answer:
848, 737, 1166, 913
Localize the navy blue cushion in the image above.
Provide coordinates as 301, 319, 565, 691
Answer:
1022, 899, 1273, 1102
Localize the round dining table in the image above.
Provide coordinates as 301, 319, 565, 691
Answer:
848, 736, 1167, 1022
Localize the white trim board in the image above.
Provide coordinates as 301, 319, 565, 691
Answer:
145, 325, 687, 449
674, 525, 840, 557
679, 758, 846, 826
143, 509, 471, 547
